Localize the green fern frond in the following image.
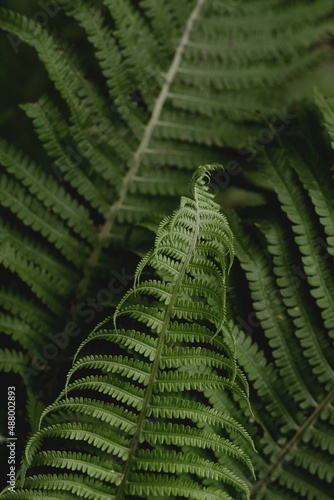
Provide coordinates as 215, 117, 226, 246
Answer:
0, 315, 41, 352
0, 349, 29, 376
216, 97, 334, 498
228, 211, 318, 409
26, 390, 46, 436
286, 143, 334, 258
0, 136, 96, 244
258, 217, 334, 386
257, 148, 334, 337
315, 89, 334, 148
1, 174, 87, 269
1, 166, 253, 499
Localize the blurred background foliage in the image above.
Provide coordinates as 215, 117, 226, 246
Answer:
1, 0, 334, 172
0, 0, 333, 206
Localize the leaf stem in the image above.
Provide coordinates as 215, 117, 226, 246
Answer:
77, 0, 207, 300
250, 388, 334, 498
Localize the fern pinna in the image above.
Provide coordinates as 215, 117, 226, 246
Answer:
1, 166, 254, 499
209, 95, 334, 499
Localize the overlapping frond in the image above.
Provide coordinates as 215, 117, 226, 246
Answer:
217, 97, 334, 498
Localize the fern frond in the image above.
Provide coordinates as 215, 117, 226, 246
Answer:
26, 390, 46, 436
0, 349, 29, 376
218, 99, 334, 498
22, 473, 113, 500
21, 97, 113, 214
0, 236, 65, 316
5, 166, 253, 499
33, 450, 123, 483
0, 315, 40, 352
1, 174, 87, 268
1, 220, 76, 290
258, 217, 334, 389
0, 136, 96, 244
0, 289, 53, 333
315, 89, 334, 149
227, 211, 318, 409
257, 148, 334, 337
286, 141, 334, 257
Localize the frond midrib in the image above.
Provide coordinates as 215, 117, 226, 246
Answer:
115, 173, 201, 498
77, 0, 206, 300
250, 388, 334, 498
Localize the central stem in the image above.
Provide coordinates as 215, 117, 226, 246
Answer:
77, 0, 206, 300
115, 188, 201, 499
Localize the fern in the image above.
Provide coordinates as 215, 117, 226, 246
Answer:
0, 1, 334, 497
0, 166, 254, 499
0, 0, 333, 387
210, 94, 334, 499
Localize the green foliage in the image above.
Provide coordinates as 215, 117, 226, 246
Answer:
0, 0, 333, 387
213, 97, 334, 499
0, 0, 334, 498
